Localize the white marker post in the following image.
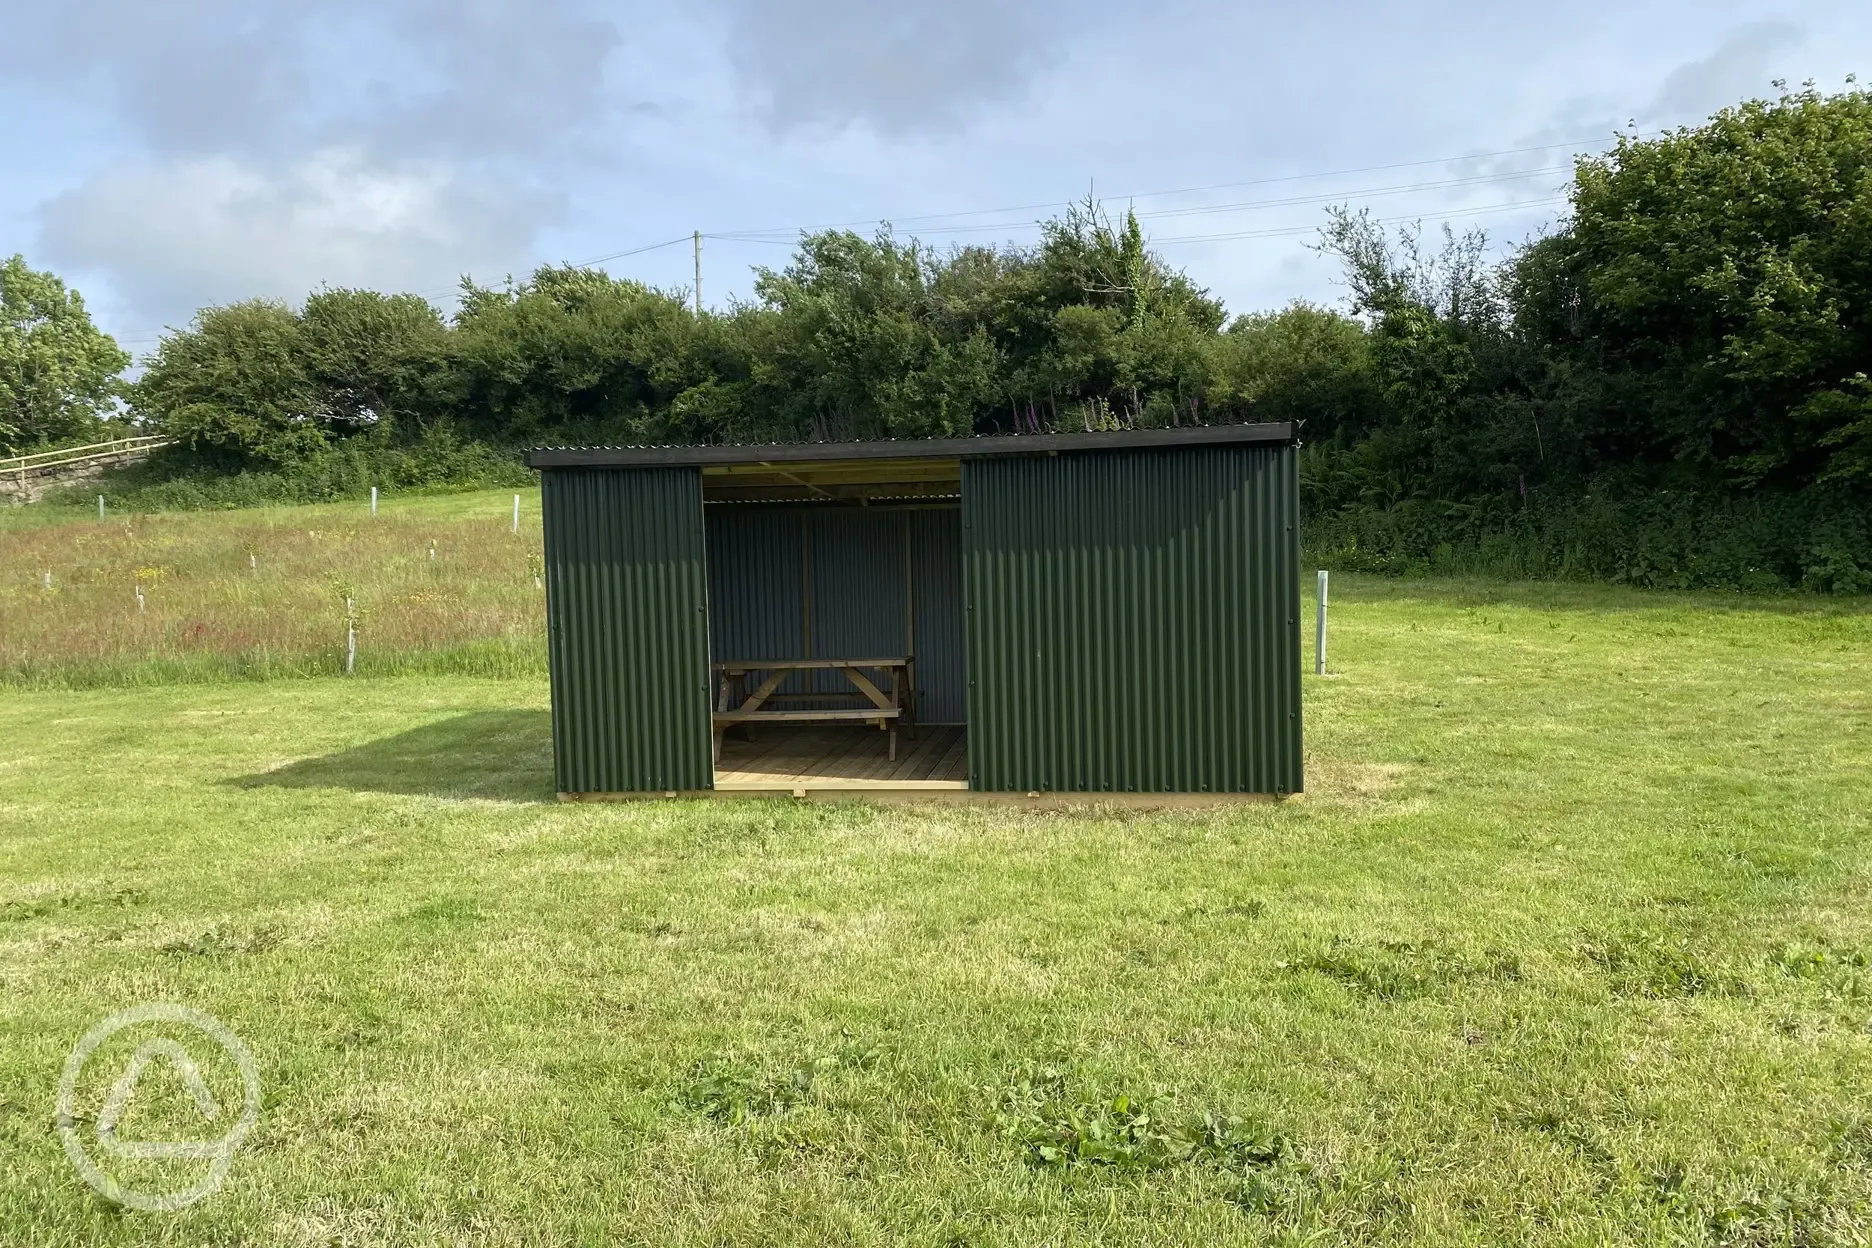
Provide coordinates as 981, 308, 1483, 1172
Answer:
135, 587, 145, 613
345, 597, 356, 675
370, 486, 378, 516
1315, 570, 1329, 676
42, 571, 51, 591
98, 495, 105, 520
512, 494, 520, 533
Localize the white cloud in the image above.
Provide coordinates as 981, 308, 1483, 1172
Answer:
716, 0, 1082, 135
1646, 20, 1807, 121
38, 150, 556, 324
8, 0, 623, 331
8, 0, 1870, 336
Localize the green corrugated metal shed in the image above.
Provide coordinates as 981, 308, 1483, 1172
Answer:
964, 444, 1301, 794
527, 423, 1302, 798
540, 467, 714, 793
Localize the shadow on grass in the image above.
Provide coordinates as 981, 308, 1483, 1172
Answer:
235, 709, 555, 802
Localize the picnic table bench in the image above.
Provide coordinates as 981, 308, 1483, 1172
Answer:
713, 657, 914, 763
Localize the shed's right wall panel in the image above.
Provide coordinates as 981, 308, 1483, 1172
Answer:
961, 444, 1302, 794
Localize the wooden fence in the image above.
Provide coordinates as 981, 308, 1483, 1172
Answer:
1, 435, 172, 477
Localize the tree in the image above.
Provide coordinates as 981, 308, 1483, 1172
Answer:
299, 289, 455, 438
134, 301, 328, 468
1208, 303, 1377, 438
0, 255, 130, 453
751, 229, 955, 441
995, 201, 1226, 429
453, 267, 710, 445
1514, 87, 1872, 489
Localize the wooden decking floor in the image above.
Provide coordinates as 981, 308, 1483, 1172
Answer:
714, 725, 968, 790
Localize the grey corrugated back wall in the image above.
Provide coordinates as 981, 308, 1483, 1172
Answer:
705, 505, 967, 723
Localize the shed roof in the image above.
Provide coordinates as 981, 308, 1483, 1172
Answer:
526, 422, 1294, 503
525, 422, 1293, 470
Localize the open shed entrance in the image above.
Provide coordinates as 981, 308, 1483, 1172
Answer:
702, 455, 967, 794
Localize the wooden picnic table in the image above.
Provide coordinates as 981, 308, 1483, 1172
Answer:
713, 657, 915, 763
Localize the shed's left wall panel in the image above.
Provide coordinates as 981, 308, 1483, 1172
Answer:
542, 467, 714, 793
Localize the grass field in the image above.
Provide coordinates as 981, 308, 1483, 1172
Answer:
1, 490, 545, 687
2, 558, 1871, 1243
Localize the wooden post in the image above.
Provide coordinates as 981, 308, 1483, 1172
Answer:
1315, 570, 1329, 676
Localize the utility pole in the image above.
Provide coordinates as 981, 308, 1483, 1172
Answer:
693, 230, 702, 317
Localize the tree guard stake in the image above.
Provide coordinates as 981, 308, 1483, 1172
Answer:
1315, 570, 1329, 676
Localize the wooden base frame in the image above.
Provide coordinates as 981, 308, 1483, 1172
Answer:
556, 727, 1286, 807
558, 788, 1280, 809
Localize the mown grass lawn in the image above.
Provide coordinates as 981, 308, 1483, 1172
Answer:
1, 575, 1869, 1245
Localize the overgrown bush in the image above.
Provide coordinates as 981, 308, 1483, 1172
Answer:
1304, 483, 1872, 593
47, 429, 530, 512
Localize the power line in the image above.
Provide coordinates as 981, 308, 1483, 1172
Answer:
105, 182, 1573, 346
700, 131, 1650, 241
1109, 139, 1613, 205
1150, 196, 1570, 245
101, 128, 1644, 343
1121, 165, 1572, 224
705, 163, 1573, 243
571, 234, 693, 269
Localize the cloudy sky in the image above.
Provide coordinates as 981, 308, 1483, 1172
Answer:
0, 1, 1864, 355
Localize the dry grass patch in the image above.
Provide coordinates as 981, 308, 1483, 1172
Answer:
1302, 758, 1410, 806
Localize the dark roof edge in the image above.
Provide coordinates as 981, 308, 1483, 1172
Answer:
524, 422, 1295, 470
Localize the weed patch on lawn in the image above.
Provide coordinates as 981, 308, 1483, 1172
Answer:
1770, 942, 1870, 1000
1282, 938, 1523, 1001
159, 919, 291, 957
1517, 1107, 1623, 1190
0, 883, 147, 923
1175, 898, 1267, 923
1583, 931, 1751, 998
680, 1058, 820, 1123
679, 1037, 884, 1125
1694, 1180, 1866, 1245
992, 1065, 1315, 1212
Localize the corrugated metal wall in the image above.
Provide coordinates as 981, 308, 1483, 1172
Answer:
810, 509, 909, 666
909, 510, 966, 724
706, 506, 966, 723
542, 467, 714, 793
704, 507, 805, 663
962, 445, 1302, 794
